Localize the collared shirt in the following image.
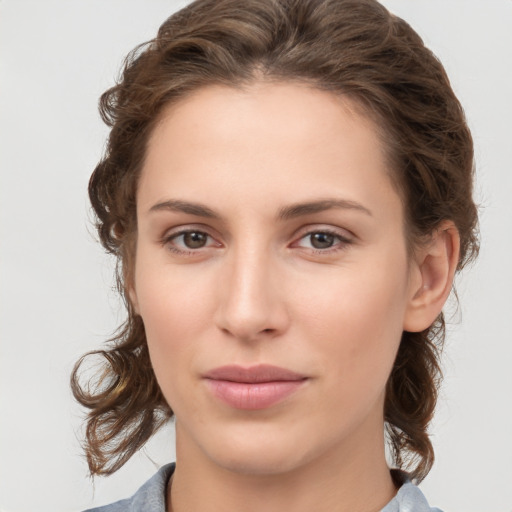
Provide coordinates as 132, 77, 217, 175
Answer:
84, 463, 442, 512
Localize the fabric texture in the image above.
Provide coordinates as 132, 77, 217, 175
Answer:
84, 463, 442, 512
83, 464, 174, 512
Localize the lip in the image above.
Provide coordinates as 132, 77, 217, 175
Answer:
203, 364, 308, 410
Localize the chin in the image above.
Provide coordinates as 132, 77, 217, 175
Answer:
196, 421, 318, 477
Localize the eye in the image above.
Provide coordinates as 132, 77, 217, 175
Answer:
293, 229, 352, 252
179, 231, 209, 249
308, 232, 336, 249
163, 229, 220, 254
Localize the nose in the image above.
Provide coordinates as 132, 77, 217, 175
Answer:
214, 247, 290, 342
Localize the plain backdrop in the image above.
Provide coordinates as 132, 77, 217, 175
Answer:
1, 1, 511, 511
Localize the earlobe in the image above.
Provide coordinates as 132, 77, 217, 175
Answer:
403, 221, 460, 332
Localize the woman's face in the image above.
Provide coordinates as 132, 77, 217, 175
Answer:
131, 82, 422, 475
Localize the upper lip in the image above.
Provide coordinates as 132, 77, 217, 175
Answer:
203, 364, 307, 383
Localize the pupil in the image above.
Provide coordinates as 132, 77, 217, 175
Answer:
311, 232, 334, 249
184, 232, 207, 248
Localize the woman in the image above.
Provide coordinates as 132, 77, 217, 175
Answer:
72, 0, 479, 510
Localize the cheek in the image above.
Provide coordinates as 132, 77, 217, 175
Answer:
134, 246, 216, 330
133, 261, 216, 396
294, 257, 408, 394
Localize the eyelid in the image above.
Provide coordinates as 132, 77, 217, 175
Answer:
290, 225, 354, 252
159, 223, 354, 256
293, 224, 354, 241
160, 225, 223, 253
161, 223, 220, 240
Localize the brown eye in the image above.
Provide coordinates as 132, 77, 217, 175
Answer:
182, 231, 208, 248
165, 230, 214, 252
309, 232, 335, 249
293, 229, 352, 254
164, 229, 222, 256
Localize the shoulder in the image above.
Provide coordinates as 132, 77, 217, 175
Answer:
83, 463, 175, 512
381, 471, 443, 512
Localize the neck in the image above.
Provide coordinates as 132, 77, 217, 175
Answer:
168, 420, 397, 512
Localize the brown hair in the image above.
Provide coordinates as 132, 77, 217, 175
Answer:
71, 0, 479, 482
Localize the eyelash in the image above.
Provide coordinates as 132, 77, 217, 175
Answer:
161, 228, 353, 256
294, 229, 352, 254
161, 229, 218, 255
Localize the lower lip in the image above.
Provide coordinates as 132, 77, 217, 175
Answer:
204, 379, 306, 410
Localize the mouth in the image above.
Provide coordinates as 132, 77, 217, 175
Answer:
202, 364, 308, 410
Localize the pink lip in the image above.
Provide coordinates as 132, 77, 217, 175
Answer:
203, 364, 308, 410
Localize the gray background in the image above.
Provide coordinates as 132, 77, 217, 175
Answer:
1, 1, 511, 510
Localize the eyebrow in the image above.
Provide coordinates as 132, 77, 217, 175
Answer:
278, 199, 372, 220
148, 198, 372, 220
149, 199, 220, 218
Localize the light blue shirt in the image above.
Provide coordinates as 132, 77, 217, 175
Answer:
84, 463, 442, 512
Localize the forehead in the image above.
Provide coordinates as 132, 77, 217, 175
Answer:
138, 82, 401, 222
150, 81, 380, 153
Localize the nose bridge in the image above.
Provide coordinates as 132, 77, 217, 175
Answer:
215, 239, 286, 340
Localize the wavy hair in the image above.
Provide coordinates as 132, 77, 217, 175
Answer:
71, 0, 479, 482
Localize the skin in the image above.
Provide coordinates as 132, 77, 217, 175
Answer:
130, 82, 459, 512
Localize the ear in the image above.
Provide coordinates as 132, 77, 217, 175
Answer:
403, 221, 460, 332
